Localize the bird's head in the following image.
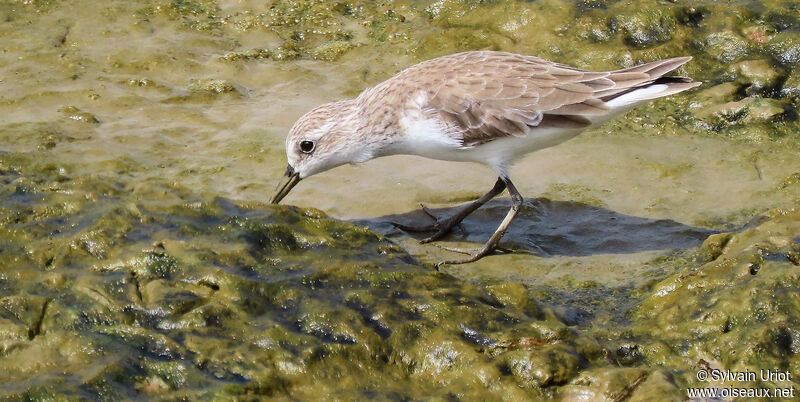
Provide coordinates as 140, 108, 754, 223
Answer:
271, 100, 370, 204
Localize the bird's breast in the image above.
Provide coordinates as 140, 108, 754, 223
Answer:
382, 110, 462, 158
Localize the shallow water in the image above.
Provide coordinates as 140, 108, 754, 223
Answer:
2, 0, 799, 399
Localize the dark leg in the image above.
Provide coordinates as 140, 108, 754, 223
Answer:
392, 178, 506, 243
436, 176, 523, 268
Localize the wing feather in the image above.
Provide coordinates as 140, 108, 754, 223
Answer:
390, 51, 696, 147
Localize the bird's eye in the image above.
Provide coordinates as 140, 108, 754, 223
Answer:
299, 140, 315, 154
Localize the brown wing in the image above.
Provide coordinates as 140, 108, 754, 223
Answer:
400, 51, 692, 147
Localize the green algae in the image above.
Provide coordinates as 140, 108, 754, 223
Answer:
8, 149, 784, 399
628, 208, 800, 392
0, 154, 614, 399
1, 0, 800, 399
612, 8, 676, 49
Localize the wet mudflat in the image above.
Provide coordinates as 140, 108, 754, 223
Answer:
1, 0, 799, 399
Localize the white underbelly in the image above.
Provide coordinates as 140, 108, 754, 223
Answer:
400, 126, 584, 169
389, 106, 585, 170
459, 127, 583, 164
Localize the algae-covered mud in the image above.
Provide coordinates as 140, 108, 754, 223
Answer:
2, 0, 800, 399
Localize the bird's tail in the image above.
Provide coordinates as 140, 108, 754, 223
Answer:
599, 57, 701, 109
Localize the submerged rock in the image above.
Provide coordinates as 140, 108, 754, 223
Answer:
220, 48, 271, 61
58, 106, 100, 124
188, 79, 240, 95
694, 96, 785, 130
611, 8, 676, 49
310, 40, 354, 61
768, 32, 800, 66
696, 31, 750, 63
730, 60, 784, 96
782, 69, 800, 100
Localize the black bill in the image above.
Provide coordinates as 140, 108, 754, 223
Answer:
270, 165, 301, 204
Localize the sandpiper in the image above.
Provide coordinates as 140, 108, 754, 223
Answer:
271, 50, 700, 266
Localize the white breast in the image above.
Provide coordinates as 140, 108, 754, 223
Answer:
384, 93, 464, 159
395, 114, 462, 154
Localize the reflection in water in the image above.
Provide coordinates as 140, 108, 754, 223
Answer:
360, 198, 716, 257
